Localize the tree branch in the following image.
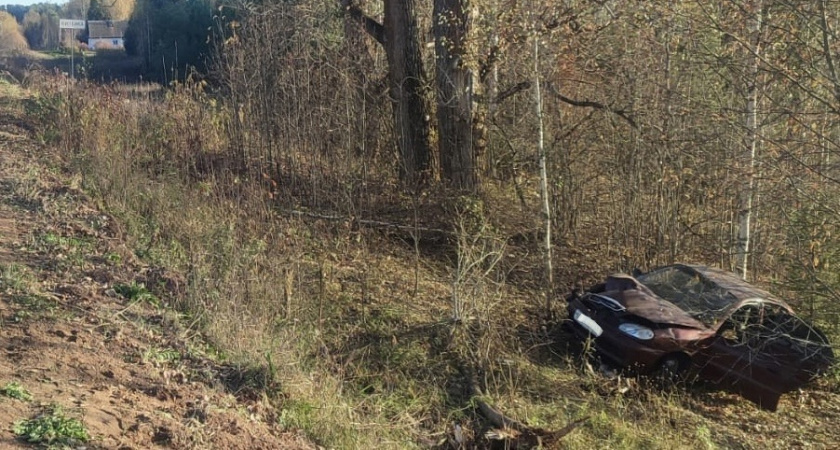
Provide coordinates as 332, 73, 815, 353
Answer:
547, 82, 638, 129
341, 0, 385, 46
495, 81, 638, 129
495, 81, 532, 103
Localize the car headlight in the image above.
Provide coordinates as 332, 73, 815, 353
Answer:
619, 323, 655, 340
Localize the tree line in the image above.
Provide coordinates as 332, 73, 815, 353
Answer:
8, 0, 840, 324
206, 0, 840, 322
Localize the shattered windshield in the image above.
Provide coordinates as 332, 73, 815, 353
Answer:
636, 266, 738, 326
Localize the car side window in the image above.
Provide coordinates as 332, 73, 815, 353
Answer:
720, 304, 765, 345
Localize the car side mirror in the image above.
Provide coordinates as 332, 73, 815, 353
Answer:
631, 267, 643, 278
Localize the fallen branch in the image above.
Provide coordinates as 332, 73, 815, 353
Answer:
475, 392, 529, 431
462, 361, 589, 447
0, 70, 19, 85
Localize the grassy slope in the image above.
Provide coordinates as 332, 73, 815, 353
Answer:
0, 79, 316, 449
10, 73, 840, 449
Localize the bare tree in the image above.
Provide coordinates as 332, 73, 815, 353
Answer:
735, 0, 763, 280
532, 13, 553, 313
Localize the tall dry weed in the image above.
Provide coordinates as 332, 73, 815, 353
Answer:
31, 75, 432, 448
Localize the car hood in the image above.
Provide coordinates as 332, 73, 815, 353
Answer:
609, 288, 708, 329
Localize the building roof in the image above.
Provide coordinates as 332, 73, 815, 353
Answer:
88, 20, 128, 39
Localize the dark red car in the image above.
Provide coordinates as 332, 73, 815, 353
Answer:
565, 264, 835, 410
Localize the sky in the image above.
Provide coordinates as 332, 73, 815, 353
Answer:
0, 0, 65, 6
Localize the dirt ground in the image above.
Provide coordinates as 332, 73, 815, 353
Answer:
0, 82, 317, 449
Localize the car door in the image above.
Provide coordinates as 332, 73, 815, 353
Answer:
694, 303, 798, 410
758, 305, 834, 383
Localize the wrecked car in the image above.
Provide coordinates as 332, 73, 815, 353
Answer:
565, 263, 835, 410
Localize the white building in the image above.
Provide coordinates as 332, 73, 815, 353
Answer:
87, 21, 128, 50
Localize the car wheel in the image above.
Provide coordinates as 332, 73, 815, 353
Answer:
655, 354, 690, 384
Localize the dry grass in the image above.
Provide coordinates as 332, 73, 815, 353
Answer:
22, 75, 839, 449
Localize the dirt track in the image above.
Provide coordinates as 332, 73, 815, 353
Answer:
0, 82, 316, 449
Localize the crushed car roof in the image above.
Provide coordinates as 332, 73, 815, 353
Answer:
632, 264, 791, 327
687, 264, 784, 303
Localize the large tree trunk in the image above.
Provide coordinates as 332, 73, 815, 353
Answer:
342, 0, 432, 186
384, 0, 432, 186
434, 0, 477, 190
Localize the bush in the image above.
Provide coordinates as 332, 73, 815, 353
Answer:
13, 405, 89, 446
0, 11, 30, 52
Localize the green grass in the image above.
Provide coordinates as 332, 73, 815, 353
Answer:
0, 382, 32, 401
142, 346, 181, 366
105, 251, 122, 264
9, 293, 59, 322
0, 263, 29, 292
114, 281, 160, 306
36, 231, 93, 257
1, 263, 62, 322
13, 405, 89, 447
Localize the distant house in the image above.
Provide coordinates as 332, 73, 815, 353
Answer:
87, 20, 129, 50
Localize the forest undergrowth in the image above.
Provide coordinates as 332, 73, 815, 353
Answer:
16, 74, 840, 449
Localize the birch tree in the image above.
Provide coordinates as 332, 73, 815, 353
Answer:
735, 0, 763, 279
532, 17, 553, 313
